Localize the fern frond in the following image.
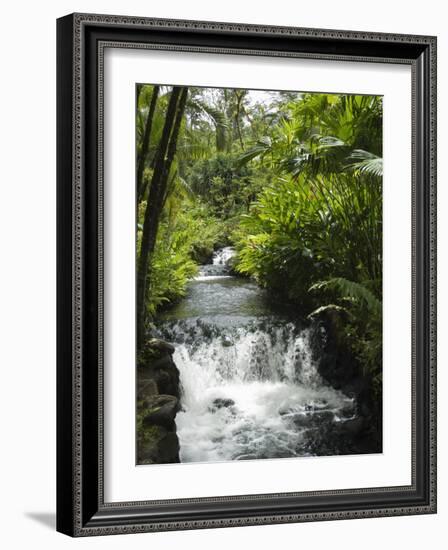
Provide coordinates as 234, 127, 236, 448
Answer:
309, 277, 381, 316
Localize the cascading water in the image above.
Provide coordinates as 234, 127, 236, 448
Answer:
212, 246, 236, 266
195, 247, 236, 280
157, 248, 358, 463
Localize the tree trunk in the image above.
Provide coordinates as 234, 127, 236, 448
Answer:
136, 86, 188, 350
136, 84, 142, 108
234, 91, 245, 150
137, 85, 160, 202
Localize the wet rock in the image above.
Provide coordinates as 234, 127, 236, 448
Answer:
137, 339, 182, 464
221, 335, 233, 347
138, 352, 181, 399
157, 431, 180, 463
226, 254, 238, 273
137, 379, 158, 401
289, 413, 314, 428
289, 410, 334, 428
279, 406, 296, 416
143, 395, 179, 429
309, 314, 359, 393
147, 338, 175, 354
315, 410, 335, 421
137, 424, 180, 464
360, 401, 372, 417
304, 400, 329, 411
211, 398, 235, 410
151, 354, 175, 370
156, 370, 180, 398
339, 404, 356, 418
192, 245, 214, 265
339, 416, 365, 436
309, 314, 382, 446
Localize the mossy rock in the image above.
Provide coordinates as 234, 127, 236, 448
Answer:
192, 245, 214, 265
137, 423, 180, 464
137, 379, 158, 401
147, 338, 175, 354
142, 394, 179, 429
137, 339, 175, 369
137, 347, 181, 398
138, 356, 181, 398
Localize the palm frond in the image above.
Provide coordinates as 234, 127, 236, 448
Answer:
316, 136, 347, 150
237, 136, 273, 165
346, 149, 383, 177
189, 99, 229, 128
175, 176, 194, 198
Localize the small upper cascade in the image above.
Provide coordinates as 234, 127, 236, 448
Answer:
212, 247, 236, 266
196, 247, 236, 279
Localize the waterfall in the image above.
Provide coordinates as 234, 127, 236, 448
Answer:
212, 246, 235, 266
155, 247, 358, 463
163, 322, 321, 386
158, 320, 355, 463
195, 247, 236, 280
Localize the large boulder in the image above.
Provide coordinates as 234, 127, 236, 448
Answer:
147, 338, 175, 355
137, 394, 181, 464
137, 424, 180, 464
212, 397, 235, 409
308, 314, 382, 454
136, 338, 183, 464
209, 397, 235, 413
137, 378, 158, 402
138, 350, 181, 399
142, 394, 179, 430
309, 312, 364, 396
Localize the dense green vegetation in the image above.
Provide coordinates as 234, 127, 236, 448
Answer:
136, 85, 382, 388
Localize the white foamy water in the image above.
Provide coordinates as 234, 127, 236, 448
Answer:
168, 325, 354, 463
195, 247, 236, 281
212, 246, 235, 266
194, 275, 233, 281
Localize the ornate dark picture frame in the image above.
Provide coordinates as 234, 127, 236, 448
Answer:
56, 13, 437, 537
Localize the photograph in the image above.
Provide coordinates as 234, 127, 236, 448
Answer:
135, 84, 383, 465
55, 9, 437, 537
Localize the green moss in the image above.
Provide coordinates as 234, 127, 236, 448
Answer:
137, 345, 162, 368
143, 424, 162, 440
138, 422, 164, 446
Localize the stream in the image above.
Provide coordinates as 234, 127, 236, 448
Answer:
157, 247, 359, 463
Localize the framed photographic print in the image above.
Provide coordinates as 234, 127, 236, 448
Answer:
56, 13, 437, 536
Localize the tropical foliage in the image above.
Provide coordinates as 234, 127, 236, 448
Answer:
136, 85, 382, 388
